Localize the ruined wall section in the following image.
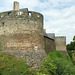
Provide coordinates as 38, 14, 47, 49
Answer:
0, 11, 44, 51
44, 36, 56, 54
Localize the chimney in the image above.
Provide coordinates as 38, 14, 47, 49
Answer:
14, 1, 19, 10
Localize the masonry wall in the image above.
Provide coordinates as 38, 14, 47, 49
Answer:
0, 11, 46, 68
44, 36, 56, 54
0, 11, 44, 51
55, 36, 67, 55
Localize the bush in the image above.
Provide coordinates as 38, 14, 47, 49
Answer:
72, 59, 75, 65
0, 53, 30, 75
0, 51, 75, 75
49, 51, 75, 75
0, 41, 2, 51
40, 57, 57, 75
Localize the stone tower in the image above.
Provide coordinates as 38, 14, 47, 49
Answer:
0, 2, 46, 68
55, 36, 67, 55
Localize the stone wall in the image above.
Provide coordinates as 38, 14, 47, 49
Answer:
0, 10, 46, 68
2, 50, 47, 69
44, 36, 56, 54
0, 11, 44, 51
55, 36, 66, 51
55, 36, 67, 55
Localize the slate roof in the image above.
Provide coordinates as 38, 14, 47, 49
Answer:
19, 8, 28, 11
44, 32, 55, 40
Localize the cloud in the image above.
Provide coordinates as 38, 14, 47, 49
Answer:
40, 1, 75, 44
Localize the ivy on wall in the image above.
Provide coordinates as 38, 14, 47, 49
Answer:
0, 41, 2, 51
45, 44, 47, 52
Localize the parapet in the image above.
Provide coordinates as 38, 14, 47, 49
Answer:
0, 1, 43, 23
55, 36, 66, 38
0, 10, 43, 24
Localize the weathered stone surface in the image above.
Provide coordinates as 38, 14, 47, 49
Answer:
55, 36, 66, 51
55, 36, 67, 55
44, 36, 56, 54
0, 11, 44, 51
2, 50, 47, 68
0, 1, 67, 68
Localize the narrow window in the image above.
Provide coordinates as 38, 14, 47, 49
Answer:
8, 12, 12, 16
28, 13, 31, 16
2, 22, 4, 27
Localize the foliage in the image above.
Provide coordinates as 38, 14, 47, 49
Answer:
0, 41, 2, 51
45, 44, 47, 53
0, 13, 2, 18
67, 50, 72, 59
49, 51, 75, 75
72, 59, 75, 65
0, 53, 30, 75
67, 36, 75, 50
40, 58, 57, 75
73, 36, 75, 41
4, 12, 6, 16
66, 36, 75, 58
0, 51, 75, 75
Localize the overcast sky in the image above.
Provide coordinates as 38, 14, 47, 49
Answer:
0, 0, 75, 44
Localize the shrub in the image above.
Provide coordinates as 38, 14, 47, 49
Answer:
0, 41, 2, 51
40, 58, 57, 75
72, 59, 75, 65
0, 53, 30, 75
49, 51, 75, 75
0, 51, 75, 75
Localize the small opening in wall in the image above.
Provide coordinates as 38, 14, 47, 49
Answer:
37, 15, 40, 18
2, 22, 4, 27
1, 14, 4, 18
8, 12, 12, 16
28, 13, 31, 16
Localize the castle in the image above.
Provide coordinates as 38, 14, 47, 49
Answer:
0, 2, 67, 68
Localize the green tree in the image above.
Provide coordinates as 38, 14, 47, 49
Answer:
73, 36, 75, 41
67, 36, 75, 51
49, 51, 75, 75
66, 36, 75, 58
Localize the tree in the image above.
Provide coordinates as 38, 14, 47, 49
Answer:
67, 36, 75, 51
66, 36, 75, 58
73, 36, 75, 41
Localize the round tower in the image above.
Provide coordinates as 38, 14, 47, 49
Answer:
0, 10, 44, 51
0, 2, 46, 68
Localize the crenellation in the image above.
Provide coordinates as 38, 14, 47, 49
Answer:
0, 11, 43, 24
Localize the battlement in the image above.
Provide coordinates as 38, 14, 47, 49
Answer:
0, 1, 43, 22
55, 36, 66, 38
0, 10, 43, 22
